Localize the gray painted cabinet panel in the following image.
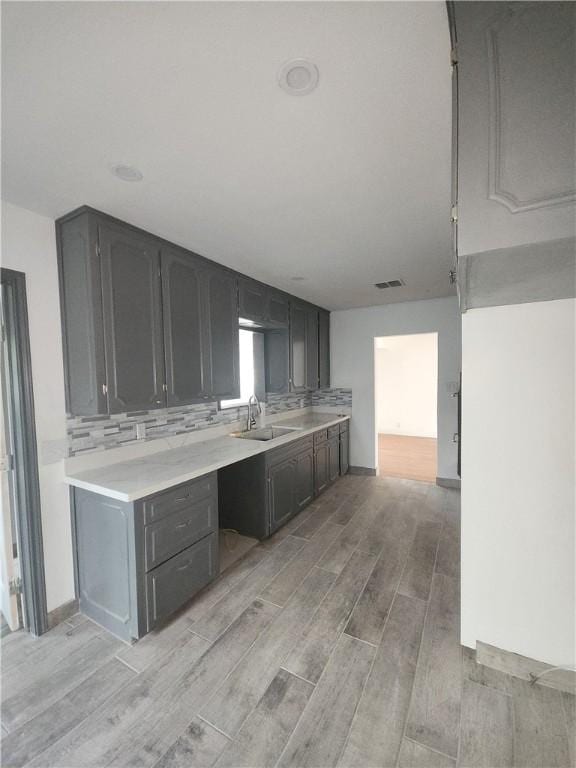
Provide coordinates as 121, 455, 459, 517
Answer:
319, 309, 330, 388
99, 222, 165, 413
73, 473, 218, 641
328, 436, 340, 483
145, 533, 218, 631
290, 302, 307, 392
239, 279, 267, 323
203, 267, 240, 399
295, 449, 314, 512
268, 291, 290, 327
268, 457, 297, 534
306, 308, 319, 390
314, 442, 330, 496
57, 211, 107, 415
161, 247, 206, 404
340, 426, 349, 475
265, 331, 290, 394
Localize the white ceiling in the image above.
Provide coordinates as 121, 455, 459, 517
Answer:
2, 1, 454, 310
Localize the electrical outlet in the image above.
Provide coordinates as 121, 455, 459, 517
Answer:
136, 423, 146, 440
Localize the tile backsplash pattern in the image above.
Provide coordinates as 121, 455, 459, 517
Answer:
67, 388, 352, 456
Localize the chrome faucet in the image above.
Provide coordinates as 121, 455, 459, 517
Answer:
247, 394, 261, 431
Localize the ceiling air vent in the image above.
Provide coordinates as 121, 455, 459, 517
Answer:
375, 279, 405, 289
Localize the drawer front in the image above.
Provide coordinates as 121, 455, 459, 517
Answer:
266, 435, 314, 467
142, 473, 216, 525
339, 420, 349, 434
314, 428, 329, 446
146, 533, 218, 631
328, 425, 340, 440
144, 494, 217, 571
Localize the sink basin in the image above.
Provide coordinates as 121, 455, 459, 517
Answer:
230, 426, 301, 442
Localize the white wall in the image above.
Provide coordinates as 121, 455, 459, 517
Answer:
375, 333, 438, 438
461, 299, 575, 667
1, 201, 74, 613
331, 297, 460, 480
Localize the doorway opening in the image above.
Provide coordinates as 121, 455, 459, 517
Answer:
0, 268, 47, 636
374, 332, 438, 483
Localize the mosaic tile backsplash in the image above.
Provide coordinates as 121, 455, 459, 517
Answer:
67, 388, 352, 456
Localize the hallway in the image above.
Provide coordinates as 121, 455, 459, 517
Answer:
378, 433, 438, 483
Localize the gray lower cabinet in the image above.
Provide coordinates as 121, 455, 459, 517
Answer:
218, 432, 319, 538
268, 456, 298, 533
314, 441, 329, 496
339, 422, 349, 475
74, 473, 218, 642
99, 221, 166, 413
328, 435, 340, 483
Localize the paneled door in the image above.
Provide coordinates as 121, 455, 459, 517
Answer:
99, 223, 165, 413
203, 268, 240, 399
161, 248, 205, 405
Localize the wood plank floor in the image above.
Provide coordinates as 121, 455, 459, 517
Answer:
378, 434, 438, 483
1, 475, 574, 768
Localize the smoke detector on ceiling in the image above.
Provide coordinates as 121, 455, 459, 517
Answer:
278, 59, 319, 96
374, 279, 405, 289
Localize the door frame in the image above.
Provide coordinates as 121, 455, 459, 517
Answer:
1, 268, 48, 636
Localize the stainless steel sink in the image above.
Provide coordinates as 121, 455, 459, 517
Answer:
230, 426, 302, 441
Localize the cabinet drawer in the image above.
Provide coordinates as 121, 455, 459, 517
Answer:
144, 494, 217, 571
146, 533, 218, 631
266, 435, 313, 467
142, 473, 216, 525
314, 429, 329, 446
328, 425, 340, 439
339, 420, 349, 434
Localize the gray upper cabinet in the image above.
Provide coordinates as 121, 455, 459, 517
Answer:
57, 211, 107, 415
239, 278, 290, 329
319, 309, 330, 388
99, 222, 165, 413
306, 308, 319, 390
57, 207, 328, 416
289, 301, 307, 392
239, 278, 267, 323
268, 291, 289, 327
161, 247, 205, 405
203, 267, 240, 399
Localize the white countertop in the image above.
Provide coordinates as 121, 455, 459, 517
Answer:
64, 412, 350, 502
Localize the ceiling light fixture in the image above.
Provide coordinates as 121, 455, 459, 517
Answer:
278, 59, 319, 96
110, 164, 143, 182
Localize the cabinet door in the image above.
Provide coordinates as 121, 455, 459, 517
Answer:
161, 248, 205, 404
318, 310, 330, 388
268, 291, 289, 327
268, 457, 296, 533
328, 437, 340, 483
265, 331, 290, 394
239, 279, 267, 323
340, 430, 349, 475
306, 309, 319, 390
57, 212, 107, 415
314, 442, 329, 496
99, 223, 165, 413
204, 268, 240, 399
290, 302, 307, 392
294, 449, 314, 512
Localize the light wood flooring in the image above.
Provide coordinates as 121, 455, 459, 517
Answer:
378, 434, 438, 483
1, 475, 574, 768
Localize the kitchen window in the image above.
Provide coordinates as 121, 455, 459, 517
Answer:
220, 329, 264, 409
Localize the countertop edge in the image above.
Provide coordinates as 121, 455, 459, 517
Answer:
65, 414, 350, 502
